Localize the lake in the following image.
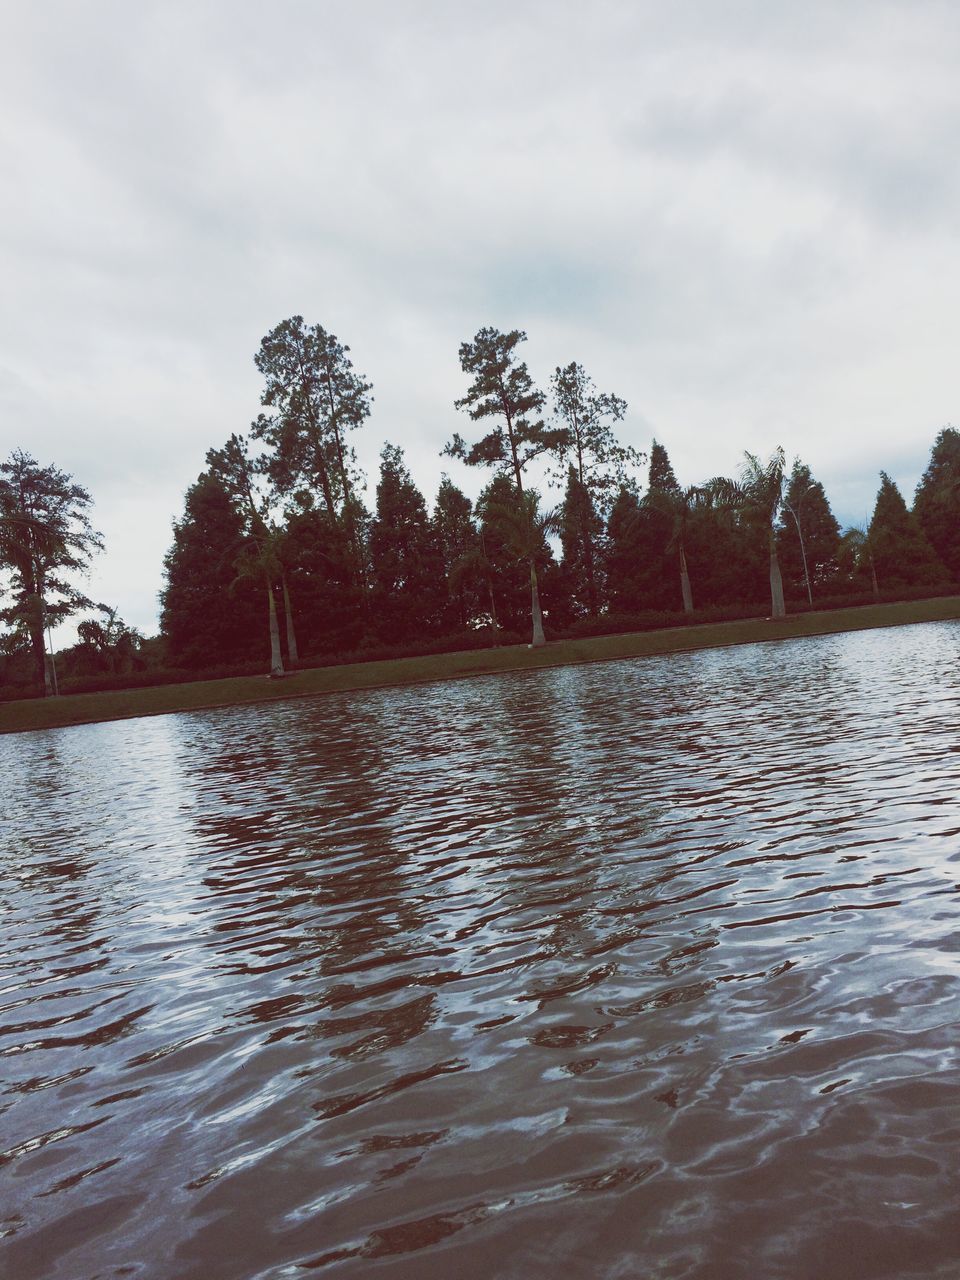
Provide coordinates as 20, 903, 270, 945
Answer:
2, 622, 960, 1279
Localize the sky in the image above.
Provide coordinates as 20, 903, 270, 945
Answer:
3, 0, 959, 639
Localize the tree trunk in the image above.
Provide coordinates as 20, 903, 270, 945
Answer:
29, 582, 47, 698
582, 503, 598, 617
679, 543, 694, 614
281, 574, 299, 664
769, 528, 786, 618
797, 524, 813, 605
529, 558, 546, 647
267, 584, 284, 675
485, 578, 500, 647
45, 625, 59, 697
869, 554, 880, 601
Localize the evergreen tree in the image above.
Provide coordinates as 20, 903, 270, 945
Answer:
251, 316, 371, 592
914, 427, 960, 583
868, 471, 949, 591
368, 444, 443, 642
0, 450, 103, 696
446, 327, 564, 645
559, 463, 605, 618
777, 461, 842, 603
207, 434, 287, 674
604, 486, 645, 614
549, 362, 640, 614
282, 503, 364, 655
647, 439, 681, 497
433, 476, 482, 631
476, 475, 539, 635
160, 471, 263, 669
445, 327, 565, 496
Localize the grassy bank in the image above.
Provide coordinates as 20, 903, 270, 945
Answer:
4, 595, 960, 735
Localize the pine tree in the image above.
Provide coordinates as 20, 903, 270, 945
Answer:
559, 463, 605, 617
160, 471, 263, 669
446, 327, 564, 645
252, 316, 371, 595
868, 471, 949, 591
368, 444, 443, 642
433, 476, 482, 632
549, 362, 641, 614
605, 486, 645, 614
914, 427, 960, 584
777, 461, 842, 603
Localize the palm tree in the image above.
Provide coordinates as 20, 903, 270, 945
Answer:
708, 447, 787, 618
482, 491, 559, 647
645, 484, 708, 614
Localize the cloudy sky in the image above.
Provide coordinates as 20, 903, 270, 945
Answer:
3, 1, 959, 638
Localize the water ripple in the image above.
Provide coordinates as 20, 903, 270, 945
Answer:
2, 621, 960, 1279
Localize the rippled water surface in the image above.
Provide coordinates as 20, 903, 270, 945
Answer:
3, 623, 960, 1279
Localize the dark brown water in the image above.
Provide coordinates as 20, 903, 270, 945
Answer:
3, 622, 960, 1280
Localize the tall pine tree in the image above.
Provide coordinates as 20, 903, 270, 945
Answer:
777, 461, 842, 603
368, 444, 443, 642
160, 471, 264, 669
868, 471, 949, 591
914, 427, 960, 584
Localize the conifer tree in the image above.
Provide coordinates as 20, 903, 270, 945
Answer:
252, 316, 371, 593
914, 427, 960, 583
368, 444, 443, 641
559, 463, 605, 617
445, 327, 564, 495
777, 461, 842, 603
446, 327, 563, 645
206, 434, 287, 675
433, 476, 482, 631
161, 471, 265, 669
549, 362, 640, 614
605, 486, 645, 614
868, 471, 949, 591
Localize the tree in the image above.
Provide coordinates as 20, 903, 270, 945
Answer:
74, 607, 143, 675
914, 427, 960, 584
206, 434, 287, 675
445, 327, 565, 495
837, 525, 879, 599
0, 450, 103, 696
549, 362, 640, 614
605, 485, 645, 614
368, 444, 444, 642
160, 470, 264, 669
480, 487, 558, 646
251, 316, 371, 590
709, 448, 788, 618
445, 327, 565, 646
559, 463, 605, 618
433, 476, 484, 632
868, 471, 948, 591
777, 461, 842, 603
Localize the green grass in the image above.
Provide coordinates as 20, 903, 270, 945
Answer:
4, 595, 960, 735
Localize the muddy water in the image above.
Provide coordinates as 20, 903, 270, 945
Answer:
2, 622, 960, 1280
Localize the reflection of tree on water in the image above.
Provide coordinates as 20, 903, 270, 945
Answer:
1, 734, 103, 962
178, 699, 436, 1056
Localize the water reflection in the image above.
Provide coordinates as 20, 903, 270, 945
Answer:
1, 622, 960, 1279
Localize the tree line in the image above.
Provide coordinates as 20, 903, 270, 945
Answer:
2, 317, 960, 696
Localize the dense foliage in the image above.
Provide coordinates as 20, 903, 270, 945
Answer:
3, 321, 960, 698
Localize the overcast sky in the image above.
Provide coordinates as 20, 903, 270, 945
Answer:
3, 1, 959, 638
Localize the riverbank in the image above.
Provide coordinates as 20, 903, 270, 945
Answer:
4, 595, 960, 734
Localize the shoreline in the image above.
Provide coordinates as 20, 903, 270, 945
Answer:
3, 595, 960, 735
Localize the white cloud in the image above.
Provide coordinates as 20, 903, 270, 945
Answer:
2, 1, 959, 637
